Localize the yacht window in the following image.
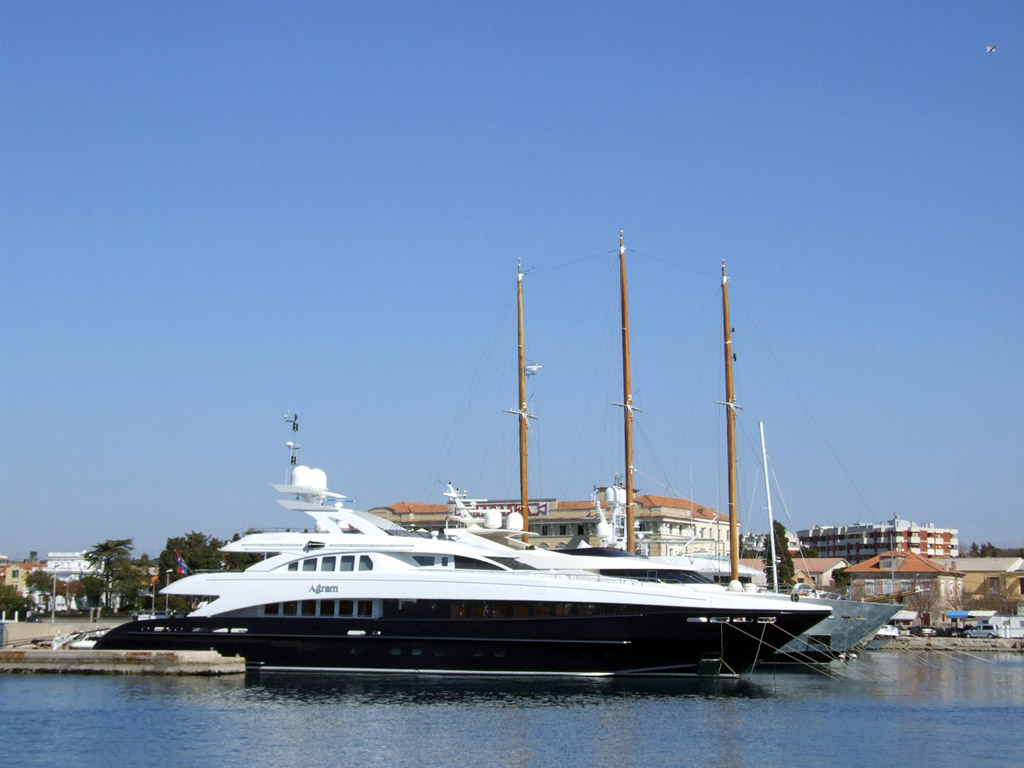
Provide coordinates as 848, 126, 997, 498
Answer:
413, 555, 436, 566
340, 556, 355, 572
488, 557, 535, 571
320, 600, 336, 617
264, 603, 280, 616
287, 562, 298, 572
321, 556, 336, 572
302, 600, 317, 616
357, 600, 373, 617
302, 558, 317, 572
338, 600, 354, 616
282, 601, 298, 616
359, 556, 373, 571
453, 556, 503, 571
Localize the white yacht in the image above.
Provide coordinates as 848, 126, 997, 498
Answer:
97, 460, 830, 677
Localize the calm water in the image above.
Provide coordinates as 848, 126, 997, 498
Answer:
3, 651, 1022, 768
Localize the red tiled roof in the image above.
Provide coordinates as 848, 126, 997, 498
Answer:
792, 557, 848, 573
636, 494, 724, 520
556, 500, 600, 511
845, 550, 955, 574
387, 501, 447, 515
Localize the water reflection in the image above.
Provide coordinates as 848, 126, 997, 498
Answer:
242, 670, 781, 706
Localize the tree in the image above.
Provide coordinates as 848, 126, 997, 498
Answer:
80, 575, 106, 609
0, 584, 32, 616
768, 520, 796, 588
84, 539, 135, 610
24, 568, 54, 613
62, 579, 86, 612
111, 558, 148, 611
159, 531, 261, 579
832, 567, 852, 594
979, 542, 1000, 558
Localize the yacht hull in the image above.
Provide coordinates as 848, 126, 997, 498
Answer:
97, 606, 825, 677
769, 597, 901, 664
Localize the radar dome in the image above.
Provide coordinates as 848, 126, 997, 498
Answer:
291, 465, 313, 487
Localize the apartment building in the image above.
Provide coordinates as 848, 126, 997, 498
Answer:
798, 518, 959, 562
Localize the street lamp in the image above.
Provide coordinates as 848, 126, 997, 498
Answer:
164, 569, 172, 612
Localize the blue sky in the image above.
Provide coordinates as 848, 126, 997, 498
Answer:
2, 1, 1022, 559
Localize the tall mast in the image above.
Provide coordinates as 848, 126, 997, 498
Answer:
618, 230, 636, 553
721, 261, 741, 589
516, 259, 530, 544
760, 421, 779, 592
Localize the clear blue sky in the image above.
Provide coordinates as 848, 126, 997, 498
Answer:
2, 1, 1021, 559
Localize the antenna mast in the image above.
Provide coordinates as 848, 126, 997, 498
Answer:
284, 411, 300, 484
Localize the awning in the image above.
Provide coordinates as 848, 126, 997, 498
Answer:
947, 610, 996, 620
892, 610, 918, 622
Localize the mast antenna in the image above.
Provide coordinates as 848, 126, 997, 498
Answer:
284, 411, 300, 483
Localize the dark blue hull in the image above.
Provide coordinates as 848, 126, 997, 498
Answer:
96, 604, 827, 677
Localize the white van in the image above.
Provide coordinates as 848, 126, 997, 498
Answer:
965, 616, 1024, 639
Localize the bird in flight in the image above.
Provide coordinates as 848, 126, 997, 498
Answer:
986, 45, 996, 53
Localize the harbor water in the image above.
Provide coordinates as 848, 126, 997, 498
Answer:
3, 651, 1022, 768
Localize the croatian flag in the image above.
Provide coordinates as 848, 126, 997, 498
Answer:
175, 551, 191, 575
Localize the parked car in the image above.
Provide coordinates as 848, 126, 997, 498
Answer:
910, 626, 936, 637
965, 622, 998, 639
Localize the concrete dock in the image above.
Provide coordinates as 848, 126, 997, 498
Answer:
872, 636, 1022, 653
0, 649, 246, 675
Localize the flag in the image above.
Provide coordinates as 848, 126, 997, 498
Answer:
174, 551, 191, 575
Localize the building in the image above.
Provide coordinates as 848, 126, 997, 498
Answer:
798, 518, 959, 561
792, 557, 850, 591
845, 550, 964, 625
940, 557, 1024, 614
0, 562, 46, 596
45, 551, 98, 579
370, 490, 732, 557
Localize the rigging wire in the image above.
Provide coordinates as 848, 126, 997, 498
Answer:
735, 295, 879, 521
527, 248, 617, 276
417, 285, 516, 502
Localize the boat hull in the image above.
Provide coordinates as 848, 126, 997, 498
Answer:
770, 597, 901, 664
96, 606, 826, 677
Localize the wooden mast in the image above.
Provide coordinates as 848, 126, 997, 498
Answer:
516, 258, 530, 544
618, 230, 636, 554
721, 260, 741, 588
